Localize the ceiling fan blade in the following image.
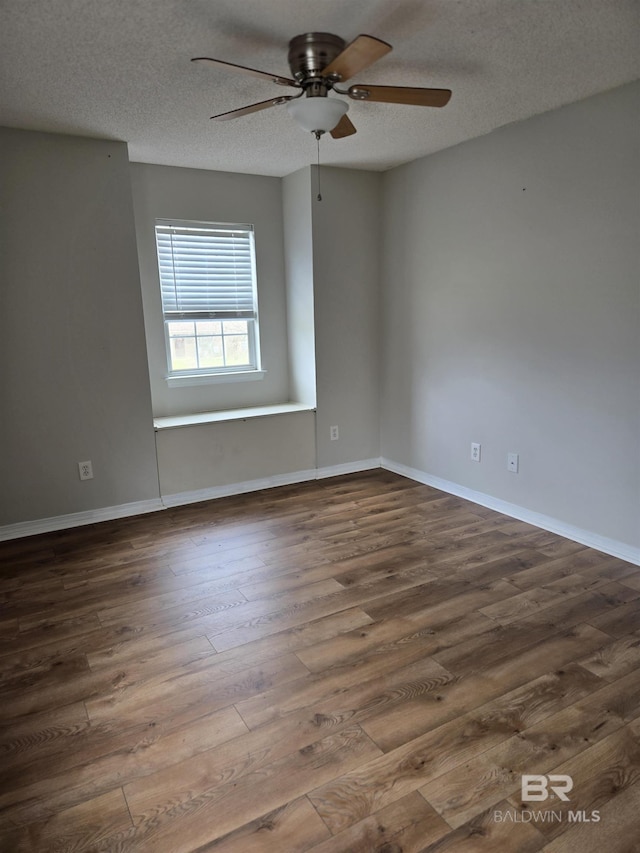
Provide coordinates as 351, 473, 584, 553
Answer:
330, 114, 357, 139
322, 34, 392, 82
211, 95, 297, 121
192, 57, 297, 88
348, 84, 452, 107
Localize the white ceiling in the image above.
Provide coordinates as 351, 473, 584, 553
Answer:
1, 0, 638, 177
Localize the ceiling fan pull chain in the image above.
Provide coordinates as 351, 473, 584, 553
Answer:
316, 132, 322, 201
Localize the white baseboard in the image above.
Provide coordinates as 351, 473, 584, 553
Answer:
162, 459, 381, 507
0, 499, 164, 542
0, 462, 380, 541
160, 468, 319, 508
3, 458, 637, 568
381, 457, 640, 566
315, 458, 381, 479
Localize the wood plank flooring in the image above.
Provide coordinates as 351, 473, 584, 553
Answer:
1, 470, 639, 852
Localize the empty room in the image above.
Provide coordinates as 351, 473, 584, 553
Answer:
1, 1, 639, 851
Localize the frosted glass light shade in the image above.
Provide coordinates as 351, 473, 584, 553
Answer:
286, 97, 348, 133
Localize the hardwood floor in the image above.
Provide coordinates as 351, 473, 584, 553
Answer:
1, 469, 639, 852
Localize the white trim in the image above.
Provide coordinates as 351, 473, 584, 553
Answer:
160, 469, 318, 508
3, 459, 636, 568
0, 461, 378, 542
160, 459, 381, 507
154, 403, 315, 431
165, 370, 266, 388
381, 457, 640, 566
0, 499, 164, 542
316, 458, 381, 479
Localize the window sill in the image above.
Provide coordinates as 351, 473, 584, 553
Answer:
154, 402, 315, 431
165, 370, 266, 388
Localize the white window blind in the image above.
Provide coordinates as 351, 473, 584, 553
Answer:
155, 221, 257, 319
154, 219, 261, 379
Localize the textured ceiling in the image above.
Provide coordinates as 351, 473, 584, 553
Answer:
0, 0, 638, 177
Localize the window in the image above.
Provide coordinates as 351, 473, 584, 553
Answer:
155, 220, 260, 380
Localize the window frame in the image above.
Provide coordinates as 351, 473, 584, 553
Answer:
154, 218, 262, 384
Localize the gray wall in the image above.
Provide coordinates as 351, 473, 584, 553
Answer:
2, 82, 637, 554
150, 164, 383, 499
130, 163, 290, 417
155, 411, 316, 497
311, 166, 382, 469
0, 129, 159, 524
380, 82, 640, 549
283, 167, 316, 408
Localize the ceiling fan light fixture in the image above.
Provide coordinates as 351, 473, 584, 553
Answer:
286, 97, 348, 133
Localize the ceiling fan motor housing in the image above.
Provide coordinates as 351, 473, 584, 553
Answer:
288, 33, 345, 83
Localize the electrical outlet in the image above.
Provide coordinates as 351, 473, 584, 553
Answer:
471, 442, 481, 462
330, 425, 339, 441
507, 452, 519, 473
78, 460, 93, 481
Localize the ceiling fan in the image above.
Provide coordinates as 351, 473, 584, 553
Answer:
192, 32, 452, 139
